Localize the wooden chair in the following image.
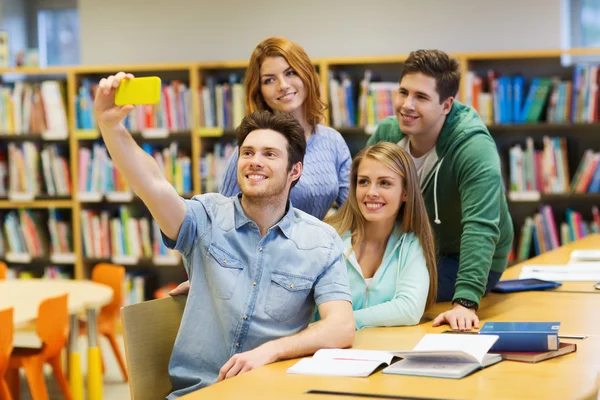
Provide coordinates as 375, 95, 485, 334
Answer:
121, 295, 187, 400
79, 263, 128, 381
7, 293, 71, 400
0, 307, 14, 400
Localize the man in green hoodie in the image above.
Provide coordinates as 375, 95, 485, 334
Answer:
366, 49, 513, 331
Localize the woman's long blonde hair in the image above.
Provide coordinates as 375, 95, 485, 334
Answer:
245, 36, 327, 128
325, 142, 438, 309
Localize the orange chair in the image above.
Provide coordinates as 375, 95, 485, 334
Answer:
7, 293, 71, 400
80, 263, 128, 381
0, 261, 7, 280
0, 307, 14, 400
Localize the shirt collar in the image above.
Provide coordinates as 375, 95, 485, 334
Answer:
233, 193, 294, 239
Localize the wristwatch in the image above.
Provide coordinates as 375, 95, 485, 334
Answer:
452, 298, 479, 311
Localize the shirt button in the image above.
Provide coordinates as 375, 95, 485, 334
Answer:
258, 247, 263, 252
290, 284, 294, 289
223, 259, 227, 264
252, 282, 257, 286
236, 343, 240, 347
243, 315, 248, 320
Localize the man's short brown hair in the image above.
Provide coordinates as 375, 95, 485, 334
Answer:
400, 49, 461, 102
236, 110, 306, 187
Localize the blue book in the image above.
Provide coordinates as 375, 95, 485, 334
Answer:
480, 322, 560, 352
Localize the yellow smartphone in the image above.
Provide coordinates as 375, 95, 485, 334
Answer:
115, 76, 162, 105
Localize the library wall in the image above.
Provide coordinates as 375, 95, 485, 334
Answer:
25, 0, 77, 48
0, 0, 27, 64
79, 0, 562, 65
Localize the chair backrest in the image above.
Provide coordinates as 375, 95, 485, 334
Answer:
0, 307, 14, 378
121, 295, 187, 400
92, 263, 125, 328
37, 293, 69, 359
0, 261, 7, 280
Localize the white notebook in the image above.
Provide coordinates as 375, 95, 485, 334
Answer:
286, 349, 395, 377
383, 334, 502, 379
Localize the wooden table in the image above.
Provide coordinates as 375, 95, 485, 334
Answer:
0, 279, 112, 327
0, 279, 113, 400
179, 235, 600, 400
501, 233, 600, 293
184, 292, 600, 400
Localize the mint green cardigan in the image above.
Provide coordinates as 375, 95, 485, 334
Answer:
344, 226, 431, 330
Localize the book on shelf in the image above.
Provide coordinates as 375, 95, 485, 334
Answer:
198, 74, 245, 129
77, 79, 194, 132
516, 205, 599, 260
76, 78, 97, 130
2, 209, 49, 259
47, 208, 73, 256
570, 150, 600, 193
3, 141, 71, 198
2, 266, 71, 280
328, 69, 397, 130
0, 80, 68, 138
382, 334, 502, 379
79, 206, 180, 263
78, 142, 191, 197
464, 64, 599, 125
507, 136, 570, 196
200, 141, 236, 193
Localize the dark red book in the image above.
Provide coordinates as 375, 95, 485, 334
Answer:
497, 342, 577, 363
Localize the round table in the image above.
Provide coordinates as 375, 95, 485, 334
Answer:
0, 279, 114, 400
0, 279, 113, 327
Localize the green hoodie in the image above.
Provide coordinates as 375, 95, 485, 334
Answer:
367, 101, 514, 306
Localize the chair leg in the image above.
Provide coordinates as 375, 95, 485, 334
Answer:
20, 358, 49, 400
1, 377, 15, 400
5, 368, 20, 400
105, 333, 128, 381
49, 356, 73, 400
99, 343, 106, 374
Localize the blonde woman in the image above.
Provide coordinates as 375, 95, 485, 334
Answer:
316, 142, 437, 329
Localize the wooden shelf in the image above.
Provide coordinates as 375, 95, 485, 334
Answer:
0, 66, 72, 75
508, 192, 600, 203
488, 123, 600, 135
196, 127, 236, 137
0, 199, 73, 209
78, 192, 194, 204
83, 257, 182, 268
0, 133, 69, 142
2, 47, 600, 283
75, 129, 193, 141
1, 254, 76, 264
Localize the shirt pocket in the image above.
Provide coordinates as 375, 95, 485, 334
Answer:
265, 271, 314, 322
204, 243, 244, 300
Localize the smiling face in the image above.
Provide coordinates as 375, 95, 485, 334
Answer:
259, 56, 307, 120
237, 128, 301, 201
394, 72, 452, 138
355, 157, 406, 223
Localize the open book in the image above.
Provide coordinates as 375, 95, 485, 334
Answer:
383, 334, 502, 379
286, 349, 395, 377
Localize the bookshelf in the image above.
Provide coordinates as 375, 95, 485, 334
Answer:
1, 47, 599, 299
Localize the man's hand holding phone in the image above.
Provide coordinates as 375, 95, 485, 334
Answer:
95, 73, 162, 129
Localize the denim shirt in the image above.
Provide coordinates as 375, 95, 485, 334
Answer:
162, 193, 352, 399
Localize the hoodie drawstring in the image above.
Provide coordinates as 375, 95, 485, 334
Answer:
433, 157, 444, 225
